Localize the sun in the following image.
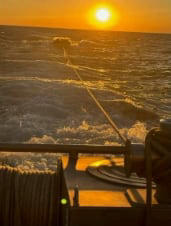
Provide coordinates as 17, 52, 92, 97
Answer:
96, 8, 110, 22
87, 4, 119, 29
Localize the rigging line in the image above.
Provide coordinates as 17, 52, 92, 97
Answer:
64, 48, 127, 145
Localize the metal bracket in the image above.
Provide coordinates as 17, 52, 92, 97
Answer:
66, 152, 78, 171
73, 185, 79, 207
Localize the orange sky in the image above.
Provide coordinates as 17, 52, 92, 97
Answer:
0, 0, 171, 33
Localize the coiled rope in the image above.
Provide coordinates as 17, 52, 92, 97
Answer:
0, 165, 60, 226
63, 48, 127, 145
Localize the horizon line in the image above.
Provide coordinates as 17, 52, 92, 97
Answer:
0, 23, 171, 35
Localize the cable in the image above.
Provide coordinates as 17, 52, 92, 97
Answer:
0, 165, 59, 226
64, 49, 127, 145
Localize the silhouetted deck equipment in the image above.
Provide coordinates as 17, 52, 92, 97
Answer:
0, 119, 171, 226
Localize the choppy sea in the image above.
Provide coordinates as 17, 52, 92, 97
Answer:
0, 25, 170, 169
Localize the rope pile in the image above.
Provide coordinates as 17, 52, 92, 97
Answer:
0, 165, 60, 226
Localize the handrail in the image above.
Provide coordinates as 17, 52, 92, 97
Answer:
0, 143, 125, 155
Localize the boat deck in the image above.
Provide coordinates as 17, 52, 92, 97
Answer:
62, 156, 157, 207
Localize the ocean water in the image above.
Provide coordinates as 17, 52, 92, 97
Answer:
0, 25, 171, 158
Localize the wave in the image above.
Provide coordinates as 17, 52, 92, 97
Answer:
79, 39, 96, 47
0, 120, 147, 171
0, 75, 158, 144
100, 99, 159, 121
0, 151, 59, 171
52, 36, 96, 47
27, 120, 148, 145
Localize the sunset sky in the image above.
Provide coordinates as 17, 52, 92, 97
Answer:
0, 0, 171, 33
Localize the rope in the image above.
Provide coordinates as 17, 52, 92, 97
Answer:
0, 165, 59, 226
64, 49, 127, 144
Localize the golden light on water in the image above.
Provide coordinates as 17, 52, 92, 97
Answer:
88, 5, 119, 29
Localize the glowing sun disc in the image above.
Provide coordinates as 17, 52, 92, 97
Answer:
96, 9, 110, 22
